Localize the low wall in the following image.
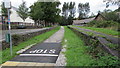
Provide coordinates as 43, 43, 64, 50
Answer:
2, 25, 42, 30
1, 27, 56, 50
68, 26, 119, 58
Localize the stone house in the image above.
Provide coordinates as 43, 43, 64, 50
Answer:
94, 13, 106, 21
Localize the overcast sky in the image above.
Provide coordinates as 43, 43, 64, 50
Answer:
0, 0, 118, 17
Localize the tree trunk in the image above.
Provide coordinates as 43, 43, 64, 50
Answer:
45, 21, 47, 27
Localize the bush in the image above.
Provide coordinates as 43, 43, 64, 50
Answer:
12, 34, 22, 46
87, 20, 119, 28
104, 11, 120, 23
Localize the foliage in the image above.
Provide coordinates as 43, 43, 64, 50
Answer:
107, 43, 119, 50
87, 20, 119, 29
89, 12, 96, 18
17, 1, 28, 21
78, 2, 90, 19
60, 2, 76, 25
29, 2, 44, 25
69, 2, 76, 19
64, 26, 96, 66
1, 3, 8, 17
58, 16, 68, 26
72, 25, 120, 37
62, 2, 69, 18
64, 26, 119, 66
1, 2, 11, 18
103, 11, 120, 23
29, 1, 61, 26
103, 0, 120, 9
115, 7, 120, 12
12, 34, 22, 46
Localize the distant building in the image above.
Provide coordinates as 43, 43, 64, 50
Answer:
1, 6, 34, 26
116, 12, 120, 18
73, 17, 95, 25
10, 6, 34, 26
73, 13, 107, 26
94, 13, 106, 21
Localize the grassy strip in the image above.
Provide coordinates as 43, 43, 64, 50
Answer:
64, 26, 119, 66
64, 26, 95, 66
70, 26, 118, 50
1, 26, 60, 64
74, 27, 106, 38
0, 50, 2, 64
71, 25, 119, 37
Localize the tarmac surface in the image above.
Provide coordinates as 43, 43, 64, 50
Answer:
1, 26, 64, 67
11, 43, 62, 63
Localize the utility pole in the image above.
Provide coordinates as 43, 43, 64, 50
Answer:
8, 8, 12, 56
3, 0, 12, 56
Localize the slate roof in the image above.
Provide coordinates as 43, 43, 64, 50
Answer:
73, 17, 95, 25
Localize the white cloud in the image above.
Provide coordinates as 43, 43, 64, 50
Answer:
1, 0, 118, 17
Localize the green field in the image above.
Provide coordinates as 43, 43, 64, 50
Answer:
1, 27, 60, 64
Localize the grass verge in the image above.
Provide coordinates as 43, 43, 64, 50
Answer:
69, 26, 118, 50
71, 25, 119, 37
64, 26, 119, 66
64, 26, 95, 66
1, 26, 60, 64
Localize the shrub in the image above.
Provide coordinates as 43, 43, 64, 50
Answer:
87, 20, 119, 28
104, 11, 120, 23
12, 34, 22, 46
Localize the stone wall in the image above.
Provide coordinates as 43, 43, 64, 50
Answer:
2, 25, 43, 30
1, 27, 56, 50
68, 26, 119, 58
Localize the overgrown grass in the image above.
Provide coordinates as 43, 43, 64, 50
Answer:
1, 26, 60, 64
64, 26, 95, 66
64, 26, 119, 66
74, 27, 106, 38
0, 50, 2, 64
71, 25, 119, 37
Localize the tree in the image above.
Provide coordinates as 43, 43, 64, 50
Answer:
1, 2, 11, 29
78, 3, 90, 19
17, 1, 28, 23
61, 2, 76, 25
104, 11, 120, 23
1, 3, 8, 17
69, 2, 76, 19
29, 0, 61, 27
29, 2, 44, 26
89, 12, 95, 18
1, 2, 12, 18
103, 0, 120, 9
62, 2, 69, 19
